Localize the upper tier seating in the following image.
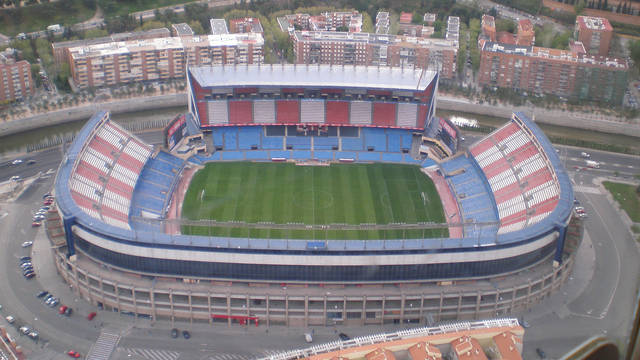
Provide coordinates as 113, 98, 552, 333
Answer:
69, 121, 152, 229
469, 121, 560, 234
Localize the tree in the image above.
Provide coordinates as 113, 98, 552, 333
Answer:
412, 12, 423, 24
188, 21, 205, 35
629, 40, 640, 72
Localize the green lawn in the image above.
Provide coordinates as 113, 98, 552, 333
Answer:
603, 181, 640, 222
181, 162, 448, 240
0, 1, 95, 36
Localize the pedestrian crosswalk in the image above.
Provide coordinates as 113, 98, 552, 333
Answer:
86, 331, 120, 360
121, 347, 180, 360
204, 353, 253, 360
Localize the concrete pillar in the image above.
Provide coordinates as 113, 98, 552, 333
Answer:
361, 296, 367, 325
475, 291, 481, 319
188, 291, 193, 325
304, 296, 309, 328
132, 288, 137, 321
342, 297, 346, 323
456, 292, 462, 318
400, 295, 405, 323
419, 295, 425, 325
285, 296, 289, 327
169, 289, 174, 325
207, 291, 212, 325
72, 263, 81, 297
437, 292, 443, 322
381, 298, 386, 325
99, 277, 105, 308
266, 295, 270, 327
226, 294, 231, 326
115, 282, 121, 314
322, 296, 327, 325
150, 290, 156, 323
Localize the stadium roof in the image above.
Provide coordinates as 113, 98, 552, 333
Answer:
188, 64, 437, 91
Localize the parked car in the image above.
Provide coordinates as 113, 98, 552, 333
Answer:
32, 221, 42, 227
536, 348, 546, 358
170, 328, 179, 338
59, 305, 68, 315
87, 312, 97, 320
27, 331, 38, 340
12, 159, 23, 165
21, 241, 33, 248
27, 159, 36, 165
20, 256, 31, 262
67, 351, 81, 358
5, 316, 15, 324
24, 272, 35, 279
19, 326, 31, 335
182, 330, 191, 339
64, 307, 73, 316
338, 333, 350, 341
36, 291, 48, 298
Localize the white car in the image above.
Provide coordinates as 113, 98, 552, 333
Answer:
5, 316, 15, 324
580, 152, 590, 158
21, 241, 33, 248
12, 159, 23, 165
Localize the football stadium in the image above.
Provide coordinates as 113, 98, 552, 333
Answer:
49, 64, 577, 325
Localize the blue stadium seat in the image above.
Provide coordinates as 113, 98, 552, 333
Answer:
245, 150, 269, 160
224, 129, 238, 150
313, 137, 339, 150
286, 136, 311, 150
362, 128, 387, 151
341, 137, 363, 151
357, 152, 381, 161
314, 151, 334, 160
238, 127, 261, 150
262, 136, 284, 150
381, 153, 403, 162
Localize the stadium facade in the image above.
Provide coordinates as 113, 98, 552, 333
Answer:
50, 64, 576, 324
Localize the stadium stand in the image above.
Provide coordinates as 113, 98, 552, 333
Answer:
326, 101, 350, 125
277, 100, 300, 124
207, 100, 229, 125
238, 127, 261, 149
350, 101, 372, 125
469, 118, 560, 234
397, 102, 418, 128
253, 100, 276, 124
69, 119, 152, 229
362, 128, 387, 151
301, 100, 325, 123
229, 100, 253, 124
373, 103, 396, 127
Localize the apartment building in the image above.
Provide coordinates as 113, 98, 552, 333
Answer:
574, 16, 613, 56
516, 19, 535, 46
478, 41, 627, 104
68, 33, 263, 88
0, 52, 33, 102
375, 11, 390, 34
51, 28, 171, 66
278, 11, 362, 33
172, 23, 195, 38
481, 15, 496, 42
229, 17, 263, 34
446, 16, 460, 48
292, 31, 457, 78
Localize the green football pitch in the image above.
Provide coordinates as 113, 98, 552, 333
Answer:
181, 162, 448, 240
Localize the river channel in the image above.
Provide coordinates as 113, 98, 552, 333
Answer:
0, 106, 638, 157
